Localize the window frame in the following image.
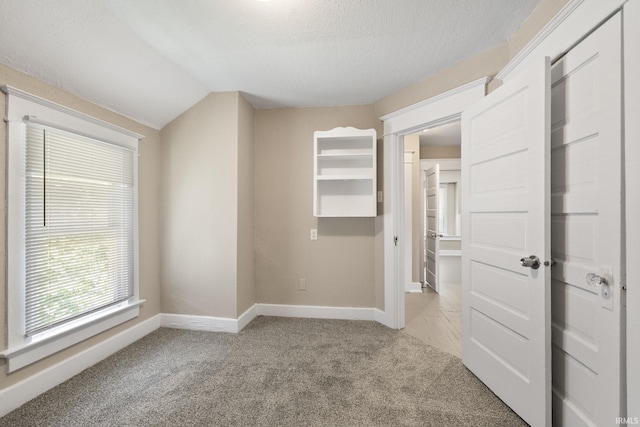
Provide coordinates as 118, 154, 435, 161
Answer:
1, 86, 144, 372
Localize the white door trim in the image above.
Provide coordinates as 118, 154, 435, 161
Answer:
379, 77, 488, 329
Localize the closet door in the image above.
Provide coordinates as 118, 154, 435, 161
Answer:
550, 12, 623, 426
461, 57, 551, 427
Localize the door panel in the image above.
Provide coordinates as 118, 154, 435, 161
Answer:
462, 57, 551, 427
425, 165, 439, 292
550, 12, 623, 426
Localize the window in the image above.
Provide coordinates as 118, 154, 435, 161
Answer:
1, 86, 144, 372
25, 125, 134, 335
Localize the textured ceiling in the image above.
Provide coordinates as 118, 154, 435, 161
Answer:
0, 0, 541, 129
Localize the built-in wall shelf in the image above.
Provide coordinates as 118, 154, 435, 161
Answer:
313, 127, 377, 217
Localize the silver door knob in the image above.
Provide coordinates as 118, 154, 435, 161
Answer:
430, 233, 443, 238
586, 273, 607, 286
520, 255, 541, 270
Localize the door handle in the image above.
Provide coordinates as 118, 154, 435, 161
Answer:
586, 273, 607, 286
520, 255, 541, 270
430, 233, 443, 238
586, 272, 612, 299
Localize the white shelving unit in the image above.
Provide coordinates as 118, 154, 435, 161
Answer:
313, 127, 377, 217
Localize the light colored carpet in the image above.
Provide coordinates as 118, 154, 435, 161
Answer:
1, 316, 527, 426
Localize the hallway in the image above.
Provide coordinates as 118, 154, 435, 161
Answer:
403, 283, 462, 358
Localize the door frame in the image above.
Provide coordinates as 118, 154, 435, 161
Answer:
379, 78, 488, 329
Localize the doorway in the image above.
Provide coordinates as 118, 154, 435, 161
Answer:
402, 121, 463, 357
379, 77, 488, 331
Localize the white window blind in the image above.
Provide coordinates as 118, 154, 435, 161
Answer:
24, 123, 134, 336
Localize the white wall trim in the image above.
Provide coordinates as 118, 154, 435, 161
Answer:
160, 313, 240, 334
496, 0, 585, 80
0, 301, 144, 373
255, 304, 384, 322
1, 85, 144, 140
159, 303, 385, 333
497, 0, 626, 82
159, 305, 258, 334
380, 77, 490, 123
237, 304, 259, 331
0, 315, 161, 418
406, 283, 423, 294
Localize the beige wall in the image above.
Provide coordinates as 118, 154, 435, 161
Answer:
420, 146, 461, 159
404, 134, 421, 283
236, 94, 256, 316
254, 106, 381, 308
160, 92, 245, 319
0, 63, 161, 390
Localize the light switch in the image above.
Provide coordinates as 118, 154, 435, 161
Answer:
310, 229, 318, 240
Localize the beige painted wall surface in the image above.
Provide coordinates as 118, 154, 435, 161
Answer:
160, 92, 238, 319
236, 94, 256, 316
404, 134, 421, 283
420, 145, 461, 159
0, 63, 161, 390
255, 106, 380, 308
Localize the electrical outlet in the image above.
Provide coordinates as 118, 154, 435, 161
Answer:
299, 278, 306, 291
310, 229, 318, 240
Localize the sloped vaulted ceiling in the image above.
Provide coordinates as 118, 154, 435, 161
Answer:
0, 0, 540, 129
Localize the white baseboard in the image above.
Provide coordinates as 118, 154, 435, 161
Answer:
160, 305, 259, 334
255, 303, 383, 322
0, 314, 161, 418
405, 282, 423, 293
237, 304, 258, 331
161, 304, 384, 333
160, 313, 237, 333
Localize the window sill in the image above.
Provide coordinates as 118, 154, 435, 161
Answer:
0, 299, 144, 373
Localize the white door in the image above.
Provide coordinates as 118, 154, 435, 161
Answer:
550, 13, 623, 426
461, 57, 551, 427
425, 164, 440, 292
